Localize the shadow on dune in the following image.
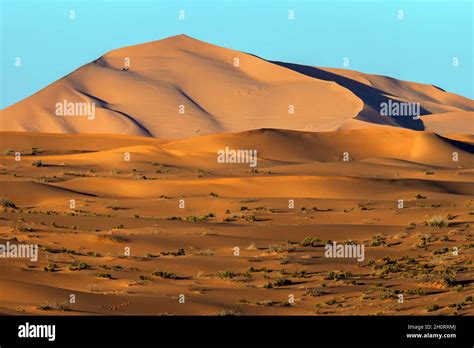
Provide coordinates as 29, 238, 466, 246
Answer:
437, 134, 474, 154
271, 60, 429, 131
79, 91, 153, 137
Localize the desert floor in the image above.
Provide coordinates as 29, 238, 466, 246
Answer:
0, 129, 473, 315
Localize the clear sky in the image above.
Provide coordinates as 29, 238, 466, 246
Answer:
1, 0, 472, 109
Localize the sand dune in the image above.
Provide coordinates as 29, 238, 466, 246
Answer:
2, 127, 472, 169
1, 35, 472, 138
45, 175, 474, 201
420, 111, 474, 134
162, 128, 474, 167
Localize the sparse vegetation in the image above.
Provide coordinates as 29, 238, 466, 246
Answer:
0, 197, 17, 209
263, 278, 292, 288
244, 215, 256, 222
152, 270, 177, 279
44, 262, 58, 272
425, 216, 450, 228
326, 270, 351, 281
105, 203, 121, 210
299, 236, 321, 247
304, 288, 325, 297
195, 249, 215, 256
62, 171, 87, 177
426, 304, 442, 312
370, 234, 387, 247
160, 248, 185, 256
31, 160, 44, 167
185, 213, 215, 222
102, 234, 128, 243
267, 243, 296, 253
416, 234, 437, 248
38, 301, 71, 312
69, 262, 89, 271
217, 271, 237, 279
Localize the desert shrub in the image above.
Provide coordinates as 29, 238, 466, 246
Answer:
326, 271, 351, 280
152, 270, 177, 279
185, 214, 214, 222
263, 278, 292, 288
426, 304, 441, 312
425, 216, 449, 228
105, 203, 121, 210
267, 244, 296, 253
217, 271, 237, 279
244, 215, 256, 222
69, 262, 89, 271
38, 301, 70, 311
31, 160, 43, 167
160, 248, 185, 256
44, 262, 58, 272
370, 234, 387, 247
0, 197, 16, 209
299, 236, 323, 247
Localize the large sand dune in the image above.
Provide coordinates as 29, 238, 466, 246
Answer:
1, 35, 472, 137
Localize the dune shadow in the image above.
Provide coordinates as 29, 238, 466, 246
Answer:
271, 60, 428, 131
78, 90, 153, 137
436, 134, 474, 154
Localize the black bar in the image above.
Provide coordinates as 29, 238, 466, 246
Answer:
0, 316, 472, 346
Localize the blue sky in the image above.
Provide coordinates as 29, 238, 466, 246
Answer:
1, 0, 472, 109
